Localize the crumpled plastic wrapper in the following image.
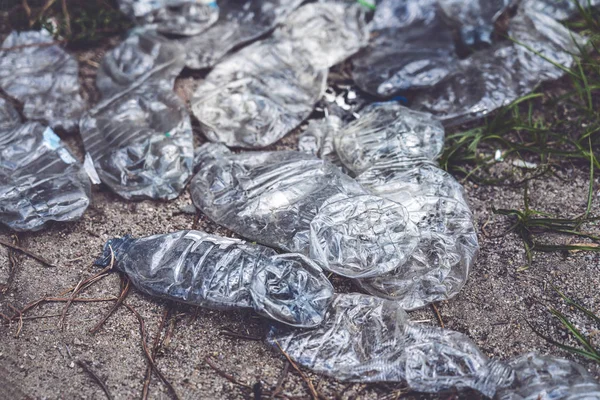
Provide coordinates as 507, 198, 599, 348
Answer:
118, 0, 219, 36
95, 230, 334, 327
351, 0, 459, 97
268, 293, 515, 397
80, 32, 193, 200
272, 0, 369, 70
0, 30, 86, 133
191, 144, 420, 279
181, 0, 303, 70
334, 103, 445, 175
496, 352, 600, 399
298, 116, 341, 164
191, 1, 368, 148
191, 39, 326, 148
438, 0, 511, 47
355, 162, 477, 310
0, 99, 91, 231
523, 0, 600, 20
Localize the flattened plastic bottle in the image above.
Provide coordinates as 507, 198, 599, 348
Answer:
268, 293, 515, 397
95, 230, 334, 327
190, 39, 327, 148
118, 0, 219, 36
495, 352, 600, 399
351, 0, 459, 97
191, 144, 420, 279
181, 0, 304, 70
79, 32, 194, 200
0, 99, 91, 231
438, 0, 511, 47
334, 103, 445, 175
0, 30, 86, 133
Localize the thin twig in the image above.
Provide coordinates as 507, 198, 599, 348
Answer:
1, 235, 20, 294
124, 303, 180, 400
89, 278, 131, 334
77, 360, 114, 400
274, 341, 319, 400
431, 303, 445, 329
7, 304, 23, 337
22, 0, 31, 21
142, 308, 169, 400
271, 362, 290, 399
204, 356, 251, 389
60, 278, 84, 330
219, 327, 262, 341
0, 238, 57, 268
61, 0, 71, 36
33, 0, 58, 26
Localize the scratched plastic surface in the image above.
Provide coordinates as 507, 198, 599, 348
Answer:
190, 1, 367, 148
181, 0, 303, 70
0, 99, 91, 231
495, 353, 600, 400
95, 230, 334, 327
0, 30, 86, 133
191, 144, 420, 279
351, 0, 459, 97
438, 0, 511, 46
334, 103, 445, 175
268, 293, 515, 397
118, 0, 219, 36
80, 32, 193, 200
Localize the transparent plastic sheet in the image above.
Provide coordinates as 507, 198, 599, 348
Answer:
117, 0, 219, 36
438, 0, 512, 47
0, 99, 91, 232
267, 293, 515, 397
496, 353, 600, 399
297, 116, 342, 165
190, 1, 368, 148
191, 144, 420, 278
0, 30, 86, 133
412, 5, 581, 124
351, 0, 459, 97
272, 0, 369, 70
354, 162, 477, 310
334, 103, 445, 175
191, 39, 327, 148
522, 0, 600, 20
80, 32, 193, 200
181, 0, 304, 70
95, 230, 334, 327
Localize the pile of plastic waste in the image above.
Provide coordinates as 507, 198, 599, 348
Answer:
1, 0, 600, 397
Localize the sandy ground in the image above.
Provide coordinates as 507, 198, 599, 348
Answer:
0, 39, 599, 400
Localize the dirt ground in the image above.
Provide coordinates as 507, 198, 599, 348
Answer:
1, 38, 599, 400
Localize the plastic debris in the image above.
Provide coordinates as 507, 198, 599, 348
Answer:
351, 0, 459, 97
191, 1, 368, 148
191, 144, 420, 278
0, 30, 86, 133
96, 230, 334, 327
333, 103, 445, 175
496, 352, 600, 399
0, 98, 91, 231
118, 0, 219, 36
80, 32, 194, 200
190, 39, 327, 148
181, 0, 303, 70
268, 293, 515, 397
298, 116, 341, 164
523, 0, 600, 21
438, 0, 511, 47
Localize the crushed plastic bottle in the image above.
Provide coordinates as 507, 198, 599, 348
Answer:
268, 293, 515, 397
118, 0, 219, 36
79, 32, 194, 200
95, 230, 334, 327
333, 103, 445, 175
190, 1, 368, 148
191, 144, 420, 279
495, 352, 600, 399
0, 30, 86, 133
190, 39, 327, 148
351, 0, 459, 97
0, 98, 91, 231
438, 0, 511, 47
181, 0, 303, 70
